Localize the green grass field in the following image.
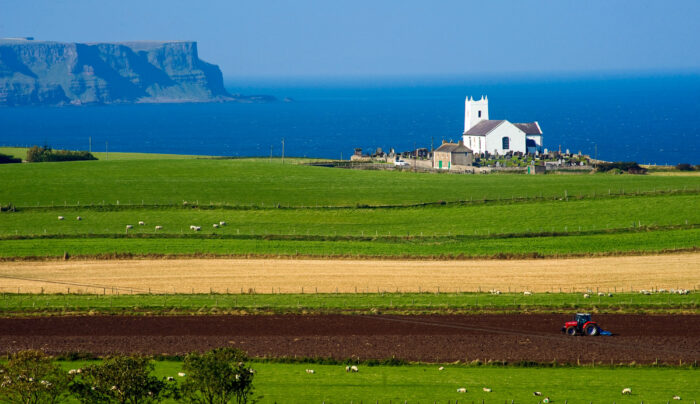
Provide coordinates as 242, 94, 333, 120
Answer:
1, 292, 696, 316
53, 360, 698, 403
2, 158, 699, 207
1, 156, 698, 258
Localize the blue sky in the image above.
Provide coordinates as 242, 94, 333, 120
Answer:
2, 0, 699, 78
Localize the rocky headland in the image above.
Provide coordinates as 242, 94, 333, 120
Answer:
0, 38, 274, 105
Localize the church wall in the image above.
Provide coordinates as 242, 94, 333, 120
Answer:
485, 123, 527, 154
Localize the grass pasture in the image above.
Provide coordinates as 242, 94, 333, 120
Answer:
52, 360, 699, 403
1, 292, 696, 316
1, 155, 698, 258
2, 158, 700, 208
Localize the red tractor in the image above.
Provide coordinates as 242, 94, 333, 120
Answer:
561, 313, 610, 336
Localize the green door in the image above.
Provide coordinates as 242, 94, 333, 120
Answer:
438, 160, 442, 169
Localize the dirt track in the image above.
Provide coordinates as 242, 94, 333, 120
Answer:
2, 314, 698, 364
1, 253, 699, 294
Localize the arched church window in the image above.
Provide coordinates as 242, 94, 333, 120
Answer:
502, 137, 510, 150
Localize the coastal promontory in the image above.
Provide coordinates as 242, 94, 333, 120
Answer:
0, 38, 271, 105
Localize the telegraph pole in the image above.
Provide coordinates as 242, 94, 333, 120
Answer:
89, 137, 92, 153
281, 138, 285, 164
413, 141, 417, 172
270, 145, 273, 163
105, 141, 108, 161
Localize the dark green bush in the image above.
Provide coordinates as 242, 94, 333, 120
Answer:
596, 161, 646, 174
0, 350, 71, 404
69, 355, 175, 404
180, 348, 255, 404
0, 153, 21, 164
676, 163, 695, 171
26, 145, 97, 162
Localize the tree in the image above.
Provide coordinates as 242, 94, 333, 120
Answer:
69, 356, 174, 404
0, 153, 21, 164
0, 350, 71, 404
180, 348, 255, 404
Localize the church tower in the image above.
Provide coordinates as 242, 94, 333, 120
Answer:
464, 95, 489, 133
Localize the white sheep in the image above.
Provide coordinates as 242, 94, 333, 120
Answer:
350, 365, 359, 372
189, 225, 196, 230
219, 221, 226, 226
155, 225, 163, 230
76, 216, 82, 221
166, 376, 175, 381
640, 290, 651, 295
58, 216, 64, 220
68, 369, 78, 375
622, 388, 632, 395
305, 369, 315, 374
542, 397, 550, 404
523, 291, 532, 296
195, 226, 201, 231
438, 366, 444, 371
673, 396, 681, 400
126, 224, 133, 229
483, 387, 492, 392
138, 221, 145, 226
489, 289, 501, 295
583, 293, 590, 299
533, 392, 542, 396
213, 224, 219, 228
177, 372, 186, 377
345, 365, 350, 372
597, 292, 605, 296
457, 388, 467, 393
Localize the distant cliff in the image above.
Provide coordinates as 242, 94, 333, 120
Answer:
0, 39, 274, 105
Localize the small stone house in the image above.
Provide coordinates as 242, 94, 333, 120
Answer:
433, 140, 473, 169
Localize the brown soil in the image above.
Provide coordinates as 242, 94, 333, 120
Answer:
1, 314, 698, 364
1, 254, 699, 294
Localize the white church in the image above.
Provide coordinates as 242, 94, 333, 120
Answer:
462, 96, 543, 155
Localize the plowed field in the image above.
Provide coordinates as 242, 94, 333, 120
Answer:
2, 314, 698, 364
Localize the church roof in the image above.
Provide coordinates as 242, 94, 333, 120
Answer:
513, 122, 542, 135
464, 120, 506, 135
436, 141, 472, 153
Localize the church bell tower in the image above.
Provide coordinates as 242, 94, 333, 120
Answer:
464, 95, 489, 133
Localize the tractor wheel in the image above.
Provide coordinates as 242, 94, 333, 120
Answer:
584, 324, 599, 336
565, 326, 577, 336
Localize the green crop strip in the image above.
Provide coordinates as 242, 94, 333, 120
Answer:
1, 292, 696, 316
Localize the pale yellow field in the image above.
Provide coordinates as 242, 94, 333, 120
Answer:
0, 253, 698, 294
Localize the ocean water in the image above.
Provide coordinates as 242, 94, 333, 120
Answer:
1, 73, 698, 164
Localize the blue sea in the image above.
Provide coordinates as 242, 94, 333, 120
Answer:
1, 72, 699, 164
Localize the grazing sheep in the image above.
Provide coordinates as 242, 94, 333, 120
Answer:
533, 392, 542, 396
438, 366, 444, 371
489, 289, 501, 295
659, 288, 667, 293
76, 216, 82, 221
305, 369, 315, 374
58, 216, 64, 220
483, 388, 492, 392
345, 366, 350, 372
523, 291, 532, 296
219, 221, 226, 226
350, 365, 359, 372
597, 292, 605, 296
138, 221, 145, 226
673, 396, 681, 400
195, 226, 201, 231
583, 293, 590, 299
457, 388, 467, 393
542, 397, 550, 403
213, 224, 219, 228
622, 388, 632, 395
608, 293, 613, 297
640, 290, 651, 295
177, 372, 186, 377
155, 225, 163, 230
126, 225, 133, 230
166, 377, 175, 381
68, 369, 78, 375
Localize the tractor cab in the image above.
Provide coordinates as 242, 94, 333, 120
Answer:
562, 312, 599, 336
575, 313, 591, 326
